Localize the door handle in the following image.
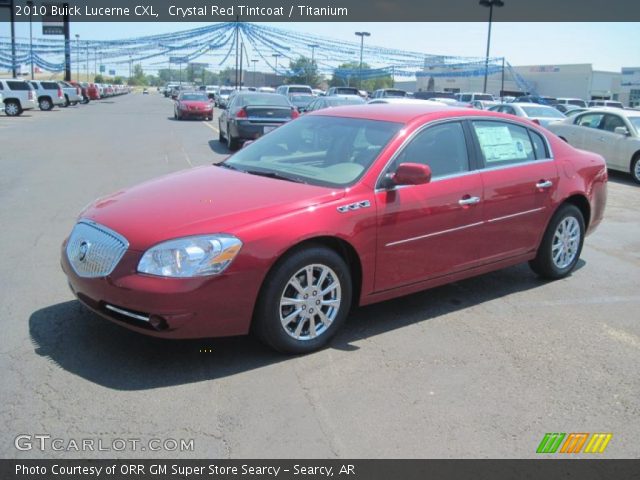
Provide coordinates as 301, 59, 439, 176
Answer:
458, 196, 481, 206
536, 180, 553, 189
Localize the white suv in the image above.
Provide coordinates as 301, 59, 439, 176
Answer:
0, 78, 38, 116
29, 80, 65, 111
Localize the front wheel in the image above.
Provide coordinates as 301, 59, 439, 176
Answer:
529, 204, 585, 279
253, 246, 352, 354
631, 154, 640, 185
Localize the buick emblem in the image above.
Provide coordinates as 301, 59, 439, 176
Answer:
78, 241, 89, 262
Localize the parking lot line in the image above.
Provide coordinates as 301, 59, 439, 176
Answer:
201, 121, 219, 133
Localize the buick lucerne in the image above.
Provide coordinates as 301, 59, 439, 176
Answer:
62, 105, 607, 354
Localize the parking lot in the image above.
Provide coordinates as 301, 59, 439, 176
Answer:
1, 91, 639, 459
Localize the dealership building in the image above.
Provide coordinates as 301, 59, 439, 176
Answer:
415, 63, 637, 105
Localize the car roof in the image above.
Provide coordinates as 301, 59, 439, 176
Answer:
512, 102, 556, 108
311, 103, 482, 123
579, 107, 640, 117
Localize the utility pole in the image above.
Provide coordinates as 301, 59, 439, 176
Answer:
85, 41, 89, 82
272, 53, 281, 83
479, 0, 505, 93
354, 32, 371, 90
27, 1, 34, 79
308, 44, 319, 85
75, 34, 80, 81
239, 41, 244, 88
63, 3, 71, 81
234, 16, 239, 89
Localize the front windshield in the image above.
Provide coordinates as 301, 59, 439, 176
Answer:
289, 95, 314, 107
327, 97, 366, 107
521, 106, 565, 118
180, 93, 208, 101
219, 88, 233, 95
225, 115, 402, 187
475, 94, 494, 101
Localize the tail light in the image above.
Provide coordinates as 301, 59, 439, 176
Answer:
58, 87, 63, 98
28, 90, 34, 100
291, 108, 300, 119
76, 87, 81, 95
235, 107, 247, 119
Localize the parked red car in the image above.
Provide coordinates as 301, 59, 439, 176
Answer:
85, 82, 101, 100
61, 105, 607, 353
173, 91, 214, 121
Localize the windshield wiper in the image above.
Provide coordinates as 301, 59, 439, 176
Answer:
244, 169, 306, 184
217, 162, 243, 171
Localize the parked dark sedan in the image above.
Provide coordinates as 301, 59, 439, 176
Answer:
218, 92, 299, 150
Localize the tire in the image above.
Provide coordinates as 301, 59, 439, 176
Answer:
174, 111, 177, 120
63, 95, 70, 107
218, 120, 225, 142
227, 123, 240, 150
631, 154, 640, 185
39, 98, 52, 111
4, 100, 21, 116
70, 101, 78, 106
207, 116, 213, 121
529, 204, 585, 279
253, 246, 352, 354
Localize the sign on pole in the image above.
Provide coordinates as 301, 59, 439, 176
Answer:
109, 69, 116, 76
42, 3, 65, 35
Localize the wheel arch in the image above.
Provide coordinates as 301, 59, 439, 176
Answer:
631, 150, 640, 173
561, 194, 591, 229
255, 235, 363, 315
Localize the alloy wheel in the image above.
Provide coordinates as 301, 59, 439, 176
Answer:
279, 264, 342, 341
551, 216, 581, 269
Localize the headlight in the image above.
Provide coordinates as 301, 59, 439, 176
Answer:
137, 234, 242, 278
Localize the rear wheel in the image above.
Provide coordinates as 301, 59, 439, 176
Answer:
631, 154, 640, 185
218, 120, 225, 142
529, 204, 585, 279
227, 123, 240, 150
253, 246, 352, 354
63, 95, 70, 107
39, 97, 52, 111
4, 100, 21, 116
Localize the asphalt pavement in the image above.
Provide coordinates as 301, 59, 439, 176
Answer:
1, 92, 639, 459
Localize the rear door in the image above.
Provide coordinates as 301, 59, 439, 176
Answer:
596, 114, 629, 170
375, 121, 484, 291
469, 120, 559, 260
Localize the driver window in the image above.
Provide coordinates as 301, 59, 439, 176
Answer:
601, 115, 625, 132
392, 122, 470, 179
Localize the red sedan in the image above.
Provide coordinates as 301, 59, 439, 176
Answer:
174, 91, 214, 121
61, 105, 607, 354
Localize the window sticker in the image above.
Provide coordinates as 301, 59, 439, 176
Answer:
475, 125, 528, 162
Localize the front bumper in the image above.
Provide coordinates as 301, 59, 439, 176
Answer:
178, 108, 213, 118
61, 242, 258, 339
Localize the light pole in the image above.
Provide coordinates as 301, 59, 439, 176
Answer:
308, 44, 319, 85
26, 1, 34, 79
354, 32, 370, 90
75, 34, 80, 81
272, 53, 281, 82
251, 59, 258, 87
479, 0, 504, 94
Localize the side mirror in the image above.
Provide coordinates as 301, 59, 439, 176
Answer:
382, 163, 432, 188
614, 126, 630, 136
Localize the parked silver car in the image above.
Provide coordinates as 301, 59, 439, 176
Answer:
0, 78, 38, 116
489, 102, 566, 127
547, 108, 640, 183
29, 80, 65, 111
57, 81, 83, 106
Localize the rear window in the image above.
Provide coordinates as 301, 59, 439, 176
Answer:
236, 94, 291, 107
326, 97, 366, 106
288, 86, 312, 94
7, 81, 31, 91
460, 94, 472, 102
568, 99, 586, 107
474, 94, 494, 101
42, 82, 59, 89
335, 88, 359, 95
383, 90, 407, 98
521, 106, 564, 118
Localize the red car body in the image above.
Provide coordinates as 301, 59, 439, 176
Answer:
61, 105, 607, 345
174, 95, 214, 120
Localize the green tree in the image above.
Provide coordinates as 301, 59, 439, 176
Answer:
330, 61, 393, 91
285, 56, 320, 86
94, 74, 104, 83
128, 64, 147, 86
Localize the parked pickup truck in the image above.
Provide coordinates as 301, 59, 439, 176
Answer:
0, 78, 38, 116
29, 80, 65, 111
57, 81, 83, 106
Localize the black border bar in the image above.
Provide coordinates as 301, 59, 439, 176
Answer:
4, 0, 640, 22
3, 459, 640, 480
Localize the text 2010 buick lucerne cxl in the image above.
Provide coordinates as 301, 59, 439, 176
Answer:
61, 105, 607, 354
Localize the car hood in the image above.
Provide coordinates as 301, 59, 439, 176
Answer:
80, 165, 345, 250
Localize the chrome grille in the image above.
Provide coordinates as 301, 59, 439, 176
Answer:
66, 220, 128, 278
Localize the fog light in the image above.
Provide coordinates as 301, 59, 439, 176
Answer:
149, 315, 168, 331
